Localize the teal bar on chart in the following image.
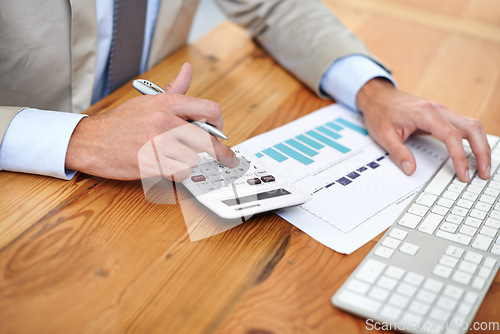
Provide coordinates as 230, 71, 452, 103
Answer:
326, 121, 343, 131
262, 147, 288, 162
316, 126, 341, 140
285, 139, 318, 157
296, 134, 324, 150
274, 143, 314, 165
336, 118, 369, 135
306, 130, 351, 154
255, 152, 264, 158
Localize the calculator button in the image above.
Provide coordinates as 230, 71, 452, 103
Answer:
261, 175, 276, 183
247, 178, 261, 185
191, 175, 206, 182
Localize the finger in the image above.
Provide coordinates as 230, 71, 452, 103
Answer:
414, 111, 470, 182
164, 63, 193, 95
164, 94, 224, 130
447, 116, 491, 180
373, 130, 417, 175
154, 136, 200, 168
173, 123, 238, 168
158, 155, 193, 182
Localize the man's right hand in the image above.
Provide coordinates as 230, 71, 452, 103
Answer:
65, 63, 238, 181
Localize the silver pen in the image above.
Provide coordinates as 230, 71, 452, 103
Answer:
132, 79, 228, 140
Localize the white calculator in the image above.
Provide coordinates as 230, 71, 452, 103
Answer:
182, 149, 311, 219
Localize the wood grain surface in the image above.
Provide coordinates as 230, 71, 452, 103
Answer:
1, 0, 499, 333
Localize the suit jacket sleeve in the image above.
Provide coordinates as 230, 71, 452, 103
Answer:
214, 0, 388, 98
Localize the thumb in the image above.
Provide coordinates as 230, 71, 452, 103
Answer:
164, 63, 193, 94
377, 131, 417, 176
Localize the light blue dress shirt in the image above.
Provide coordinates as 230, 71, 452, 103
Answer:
0, 0, 394, 180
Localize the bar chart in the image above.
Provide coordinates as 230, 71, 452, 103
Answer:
255, 117, 367, 165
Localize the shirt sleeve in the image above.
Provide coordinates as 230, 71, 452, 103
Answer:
320, 55, 397, 112
0, 109, 87, 180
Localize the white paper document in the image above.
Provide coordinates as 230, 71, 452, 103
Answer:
235, 104, 448, 254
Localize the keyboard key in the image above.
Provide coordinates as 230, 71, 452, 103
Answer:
452, 271, 472, 285
416, 192, 438, 207
436, 230, 472, 246
489, 180, 500, 190
472, 277, 486, 289
355, 259, 386, 284
480, 225, 497, 238
478, 267, 492, 279
459, 225, 477, 237
416, 289, 437, 303
369, 286, 390, 301
470, 209, 486, 220
467, 184, 483, 194
485, 218, 500, 229
451, 206, 468, 217
458, 261, 478, 274
389, 228, 408, 240
346, 278, 371, 294
396, 282, 417, 297
439, 255, 459, 268
436, 295, 457, 310
374, 245, 394, 259
456, 198, 474, 210
464, 291, 478, 304
440, 222, 458, 233
388, 293, 410, 308
491, 210, 500, 220
464, 251, 483, 264
446, 214, 463, 225
404, 272, 424, 286
483, 257, 497, 268
443, 285, 464, 299
400, 242, 419, 255
480, 194, 496, 205
432, 205, 449, 216
398, 213, 421, 229
385, 265, 405, 280
382, 236, 401, 249
445, 245, 464, 258
472, 234, 493, 251
465, 217, 482, 228
471, 177, 488, 187
335, 290, 382, 313
408, 300, 431, 315
491, 244, 500, 255
400, 311, 423, 328
442, 190, 459, 201
475, 202, 492, 212
484, 187, 500, 197
377, 275, 398, 290
461, 191, 479, 202
423, 278, 444, 292
429, 306, 451, 322
457, 304, 472, 317
380, 304, 402, 321
418, 213, 442, 234
408, 203, 429, 216
433, 264, 452, 278
448, 184, 465, 193
438, 198, 455, 208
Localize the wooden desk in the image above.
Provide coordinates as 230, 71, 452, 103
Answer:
1, 0, 499, 332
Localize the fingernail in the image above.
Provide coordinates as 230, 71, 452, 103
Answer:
485, 164, 491, 179
402, 161, 413, 175
465, 168, 471, 182
232, 156, 240, 167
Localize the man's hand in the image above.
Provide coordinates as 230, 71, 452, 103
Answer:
356, 78, 491, 182
66, 63, 238, 181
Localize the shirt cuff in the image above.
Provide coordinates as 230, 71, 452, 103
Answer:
320, 55, 397, 112
0, 109, 88, 180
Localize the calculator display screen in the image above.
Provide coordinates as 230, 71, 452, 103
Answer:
221, 188, 291, 206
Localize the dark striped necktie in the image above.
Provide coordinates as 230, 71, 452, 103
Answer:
107, 0, 148, 93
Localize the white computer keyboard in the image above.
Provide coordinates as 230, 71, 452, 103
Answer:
332, 135, 500, 334
182, 149, 311, 219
